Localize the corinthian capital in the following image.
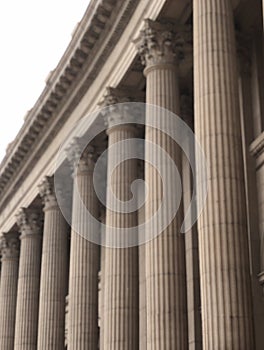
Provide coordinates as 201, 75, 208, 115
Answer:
66, 137, 96, 175
0, 233, 20, 260
16, 208, 42, 237
38, 176, 58, 210
134, 19, 191, 69
99, 87, 143, 130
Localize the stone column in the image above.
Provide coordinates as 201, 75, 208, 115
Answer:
14, 208, 42, 350
66, 140, 100, 350
99, 210, 106, 350
138, 161, 146, 350
0, 233, 19, 350
135, 20, 188, 349
101, 88, 139, 349
181, 95, 202, 350
193, 1, 254, 348
37, 176, 69, 349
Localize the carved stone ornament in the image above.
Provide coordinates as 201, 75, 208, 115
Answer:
99, 87, 143, 129
16, 208, 42, 237
66, 137, 96, 175
134, 19, 192, 68
0, 233, 19, 260
38, 176, 58, 209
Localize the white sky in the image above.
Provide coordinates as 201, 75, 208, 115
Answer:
0, 0, 90, 162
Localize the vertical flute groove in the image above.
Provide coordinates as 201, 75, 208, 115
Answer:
0, 234, 20, 350
103, 107, 139, 350
67, 145, 100, 350
37, 177, 69, 350
135, 20, 188, 349
14, 209, 42, 350
193, 0, 254, 348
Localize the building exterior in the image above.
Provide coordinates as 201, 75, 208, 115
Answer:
0, 0, 263, 349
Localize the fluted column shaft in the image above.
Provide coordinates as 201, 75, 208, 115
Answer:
14, 208, 42, 350
144, 55, 188, 350
0, 233, 20, 350
181, 96, 202, 350
67, 144, 100, 349
138, 166, 146, 350
103, 98, 139, 349
37, 176, 69, 349
193, 1, 254, 348
136, 20, 188, 349
99, 212, 106, 350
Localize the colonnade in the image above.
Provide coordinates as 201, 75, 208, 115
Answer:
0, 2, 260, 348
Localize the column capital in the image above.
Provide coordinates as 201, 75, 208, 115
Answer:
99, 87, 143, 131
134, 19, 191, 71
0, 233, 19, 260
16, 208, 42, 238
66, 138, 96, 176
38, 176, 58, 210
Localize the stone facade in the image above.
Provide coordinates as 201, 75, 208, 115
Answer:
0, 0, 263, 349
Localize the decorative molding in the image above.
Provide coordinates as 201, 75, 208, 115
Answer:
0, 0, 141, 212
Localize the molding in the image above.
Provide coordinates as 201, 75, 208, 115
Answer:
0, 0, 187, 233
0, 0, 140, 211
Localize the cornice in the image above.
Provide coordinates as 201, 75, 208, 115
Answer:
0, 0, 140, 211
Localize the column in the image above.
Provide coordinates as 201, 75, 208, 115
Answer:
0, 232, 19, 350
135, 20, 188, 348
193, 1, 254, 348
99, 210, 106, 350
181, 95, 202, 350
66, 141, 100, 349
14, 208, 42, 350
138, 161, 146, 350
102, 88, 139, 349
37, 176, 69, 349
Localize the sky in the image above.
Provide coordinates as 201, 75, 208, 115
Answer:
0, 0, 90, 162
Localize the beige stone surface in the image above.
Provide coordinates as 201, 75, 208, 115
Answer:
136, 19, 188, 349
0, 1, 263, 349
193, 0, 254, 348
99, 212, 106, 350
0, 233, 19, 350
67, 141, 100, 349
14, 208, 42, 350
103, 92, 139, 349
37, 176, 69, 349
